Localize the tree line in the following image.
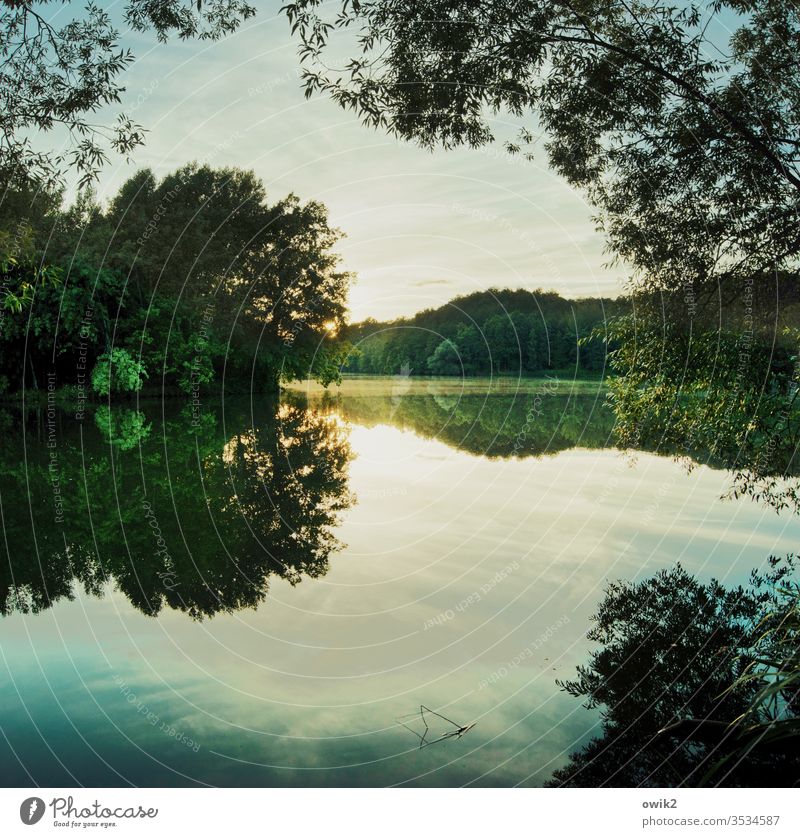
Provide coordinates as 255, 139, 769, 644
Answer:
0, 164, 351, 397
343, 289, 622, 377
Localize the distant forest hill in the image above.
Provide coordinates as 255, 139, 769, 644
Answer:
342, 288, 626, 377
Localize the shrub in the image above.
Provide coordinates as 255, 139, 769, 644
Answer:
91, 349, 148, 397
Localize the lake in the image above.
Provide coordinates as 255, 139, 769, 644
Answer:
1, 376, 797, 786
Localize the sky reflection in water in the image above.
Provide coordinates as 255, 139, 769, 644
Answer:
1, 380, 797, 786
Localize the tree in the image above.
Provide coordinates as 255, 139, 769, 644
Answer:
0, 218, 61, 315
342, 289, 620, 376
91, 348, 148, 397
287, 1, 799, 296
287, 0, 800, 474
1, 0, 256, 186
600, 294, 800, 513
100, 164, 273, 302
0, 165, 353, 394
0, 171, 65, 319
725, 575, 800, 780
527, 320, 548, 371
546, 318, 578, 370
483, 313, 520, 372
99, 165, 353, 390
453, 322, 487, 374
0, 255, 119, 390
548, 560, 800, 787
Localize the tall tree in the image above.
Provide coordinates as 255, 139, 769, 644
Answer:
286, 0, 800, 488
286, 0, 799, 296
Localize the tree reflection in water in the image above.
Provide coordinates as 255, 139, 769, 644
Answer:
0, 398, 353, 619
547, 562, 800, 787
311, 388, 616, 459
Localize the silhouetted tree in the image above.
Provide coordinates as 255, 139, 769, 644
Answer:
548, 561, 800, 787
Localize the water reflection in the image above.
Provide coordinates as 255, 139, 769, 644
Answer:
304, 385, 615, 458
293, 377, 794, 477
1, 384, 621, 620
547, 562, 800, 788
1, 382, 798, 787
285, 380, 800, 787
0, 399, 353, 619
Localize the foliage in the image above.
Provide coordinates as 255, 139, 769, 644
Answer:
286, 0, 800, 494
426, 338, 461, 375
1, 0, 256, 186
0, 165, 353, 395
291, 337, 353, 388
549, 558, 800, 787
95, 163, 353, 391
91, 349, 148, 397
286, 0, 800, 295
121, 298, 221, 395
345, 288, 619, 377
0, 219, 62, 314
94, 405, 152, 450
0, 255, 122, 390
598, 284, 800, 511
719, 576, 800, 778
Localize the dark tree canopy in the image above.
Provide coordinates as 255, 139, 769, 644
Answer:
549, 560, 800, 787
286, 0, 800, 295
0, 164, 353, 394
0, 0, 256, 185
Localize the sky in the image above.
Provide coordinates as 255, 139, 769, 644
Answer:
66, 1, 625, 321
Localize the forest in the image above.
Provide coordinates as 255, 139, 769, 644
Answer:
0, 165, 351, 398
343, 289, 622, 377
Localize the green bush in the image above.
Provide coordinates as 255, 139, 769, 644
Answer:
91, 349, 148, 397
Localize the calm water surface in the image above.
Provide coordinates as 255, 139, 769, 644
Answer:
1, 377, 797, 786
